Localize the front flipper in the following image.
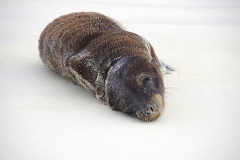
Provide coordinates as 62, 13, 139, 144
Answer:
160, 61, 175, 74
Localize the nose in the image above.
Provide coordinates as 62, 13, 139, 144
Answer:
145, 104, 155, 115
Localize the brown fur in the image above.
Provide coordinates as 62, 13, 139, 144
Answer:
39, 12, 165, 121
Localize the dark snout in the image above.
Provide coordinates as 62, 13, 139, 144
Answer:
136, 94, 165, 121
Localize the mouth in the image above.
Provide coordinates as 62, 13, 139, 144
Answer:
136, 112, 161, 122
134, 94, 165, 122
135, 111, 162, 122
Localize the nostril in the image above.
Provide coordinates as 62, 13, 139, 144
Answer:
146, 105, 154, 114
150, 106, 154, 112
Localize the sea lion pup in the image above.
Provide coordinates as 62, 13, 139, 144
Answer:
39, 12, 174, 121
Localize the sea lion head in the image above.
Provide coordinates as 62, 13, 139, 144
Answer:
106, 56, 165, 122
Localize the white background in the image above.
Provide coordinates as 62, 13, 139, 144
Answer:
1, 0, 240, 159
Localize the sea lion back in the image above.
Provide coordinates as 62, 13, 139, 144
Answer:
38, 12, 123, 79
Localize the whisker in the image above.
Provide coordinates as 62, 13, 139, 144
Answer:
165, 87, 177, 92
164, 87, 176, 101
164, 92, 175, 101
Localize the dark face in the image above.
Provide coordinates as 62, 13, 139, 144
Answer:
106, 56, 165, 121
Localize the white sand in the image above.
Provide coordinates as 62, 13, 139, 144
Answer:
1, 0, 240, 159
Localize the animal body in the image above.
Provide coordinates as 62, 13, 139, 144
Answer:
39, 12, 173, 121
